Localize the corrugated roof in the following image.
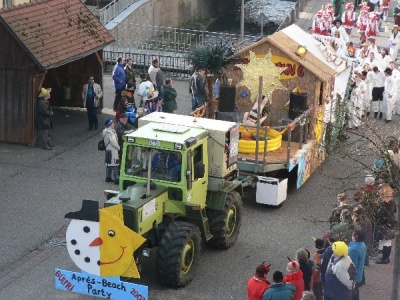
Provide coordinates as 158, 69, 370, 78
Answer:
0, 0, 115, 70
236, 24, 342, 82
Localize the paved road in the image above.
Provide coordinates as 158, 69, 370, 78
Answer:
1, 3, 400, 300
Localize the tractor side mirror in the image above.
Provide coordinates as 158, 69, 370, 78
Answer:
194, 162, 205, 179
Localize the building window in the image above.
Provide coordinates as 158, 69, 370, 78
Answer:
3, 0, 13, 8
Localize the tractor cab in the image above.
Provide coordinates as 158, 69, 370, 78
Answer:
122, 122, 208, 207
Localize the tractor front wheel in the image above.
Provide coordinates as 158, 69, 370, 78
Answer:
156, 221, 201, 287
206, 191, 243, 250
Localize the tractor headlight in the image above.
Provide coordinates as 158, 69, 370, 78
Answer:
128, 137, 135, 143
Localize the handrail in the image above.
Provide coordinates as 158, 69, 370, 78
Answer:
99, 0, 140, 25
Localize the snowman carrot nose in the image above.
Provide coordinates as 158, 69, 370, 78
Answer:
89, 237, 103, 246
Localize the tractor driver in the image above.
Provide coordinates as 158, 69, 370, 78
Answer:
152, 150, 181, 182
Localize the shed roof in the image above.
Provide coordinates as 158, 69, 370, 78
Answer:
0, 0, 115, 70
236, 24, 344, 82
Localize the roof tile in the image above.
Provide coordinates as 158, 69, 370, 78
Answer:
0, 0, 114, 69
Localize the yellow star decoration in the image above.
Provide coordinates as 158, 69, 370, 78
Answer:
236, 50, 286, 100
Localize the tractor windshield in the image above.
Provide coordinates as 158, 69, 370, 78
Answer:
124, 145, 182, 182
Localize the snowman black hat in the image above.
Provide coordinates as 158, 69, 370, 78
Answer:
65, 200, 99, 222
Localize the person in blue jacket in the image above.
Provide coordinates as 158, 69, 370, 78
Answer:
348, 230, 367, 300
112, 57, 126, 111
262, 271, 295, 300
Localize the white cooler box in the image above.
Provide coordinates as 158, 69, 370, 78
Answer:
256, 176, 288, 206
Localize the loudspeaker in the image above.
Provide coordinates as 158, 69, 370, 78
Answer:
289, 92, 308, 120
218, 85, 236, 112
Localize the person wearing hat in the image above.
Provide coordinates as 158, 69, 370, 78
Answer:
356, 8, 369, 43
247, 263, 271, 300
284, 260, 304, 300
342, 3, 355, 35
365, 13, 379, 41
312, 11, 323, 35
262, 271, 295, 300
36, 87, 54, 150
352, 58, 362, 73
102, 119, 120, 184
81, 75, 103, 131
324, 241, 355, 300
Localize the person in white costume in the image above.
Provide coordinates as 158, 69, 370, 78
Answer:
383, 67, 395, 123
389, 25, 400, 61
368, 66, 386, 118
348, 73, 367, 129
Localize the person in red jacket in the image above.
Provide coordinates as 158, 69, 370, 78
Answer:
284, 260, 304, 300
247, 263, 271, 300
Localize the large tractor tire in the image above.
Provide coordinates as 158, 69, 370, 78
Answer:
156, 221, 201, 287
206, 191, 243, 250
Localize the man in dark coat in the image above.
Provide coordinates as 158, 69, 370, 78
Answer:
161, 78, 178, 113
36, 88, 54, 150
115, 113, 135, 167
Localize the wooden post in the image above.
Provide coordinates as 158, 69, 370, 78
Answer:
254, 76, 263, 173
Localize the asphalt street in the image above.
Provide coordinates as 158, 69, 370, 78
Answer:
1, 6, 400, 300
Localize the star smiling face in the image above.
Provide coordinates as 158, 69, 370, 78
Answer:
98, 208, 134, 277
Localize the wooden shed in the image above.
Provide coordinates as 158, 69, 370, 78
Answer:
0, 0, 114, 145
225, 24, 350, 177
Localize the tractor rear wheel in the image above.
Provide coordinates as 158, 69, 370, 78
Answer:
206, 191, 243, 250
156, 221, 201, 287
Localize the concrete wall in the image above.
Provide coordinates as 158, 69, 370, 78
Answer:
107, 0, 237, 40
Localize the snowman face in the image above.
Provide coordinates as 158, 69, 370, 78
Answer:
66, 219, 100, 275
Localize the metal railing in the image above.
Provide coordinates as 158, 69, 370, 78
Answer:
99, 0, 140, 25
103, 50, 193, 78
109, 24, 258, 54
102, 0, 307, 78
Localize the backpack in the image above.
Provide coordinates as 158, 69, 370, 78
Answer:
98, 139, 109, 151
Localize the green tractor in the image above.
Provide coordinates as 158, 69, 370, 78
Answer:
105, 113, 243, 287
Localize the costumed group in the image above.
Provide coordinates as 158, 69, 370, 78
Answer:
310, 1, 400, 128
247, 145, 398, 300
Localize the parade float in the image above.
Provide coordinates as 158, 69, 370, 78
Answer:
219, 24, 351, 201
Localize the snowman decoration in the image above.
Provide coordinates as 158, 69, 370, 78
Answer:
65, 200, 145, 278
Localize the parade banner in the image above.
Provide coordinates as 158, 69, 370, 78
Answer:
55, 269, 148, 299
